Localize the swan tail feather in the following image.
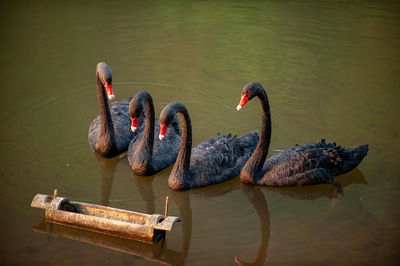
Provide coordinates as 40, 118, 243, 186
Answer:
337, 144, 369, 175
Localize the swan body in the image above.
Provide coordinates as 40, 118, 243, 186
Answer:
237, 82, 369, 186
159, 102, 258, 190
127, 91, 181, 176
88, 62, 143, 158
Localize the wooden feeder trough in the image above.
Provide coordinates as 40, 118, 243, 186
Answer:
31, 193, 181, 244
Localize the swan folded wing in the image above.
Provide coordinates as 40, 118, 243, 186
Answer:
291, 139, 338, 153
168, 114, 182, 136
262, 139, 341, 173
109, 100, 130, 119
260, 145, 343, 186
111, 99, 148, 151
189, 134, 243, 186
109, 100, 137, 151
110, 97, 133, 109
151, 124, 182, 171
237, 131, 259, 154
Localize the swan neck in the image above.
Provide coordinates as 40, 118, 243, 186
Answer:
142, 95, 155, 154
243, 89, 271, 178
171, 105, 192, 186
96, 72, 116, 146
259, 89, 272, 158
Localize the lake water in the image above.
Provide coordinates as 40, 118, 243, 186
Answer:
0, 0, 399, 265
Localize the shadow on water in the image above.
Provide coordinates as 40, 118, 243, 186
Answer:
93, 154, 190, 264
133, 175, 157, 214
32, 158, 367, 265
94, 154, 119, 206
233, 168, 367, 265
263, 168, 367, 209
235, 185, 271, 266
32, 220, 184, 265
34, 153, 187, 265
169, 191, 192, 265
96, 153, 158, 213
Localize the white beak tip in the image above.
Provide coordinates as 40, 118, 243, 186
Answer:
236, 105, 242, 111
159, 134, 165, 140
131, 126, 137, 132
108, 94, 115, 100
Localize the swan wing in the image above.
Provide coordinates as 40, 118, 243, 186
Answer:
189, 134, 244, 186
259, 139, 343, 186
109, 99, 136, 151
151, 118, 181, 171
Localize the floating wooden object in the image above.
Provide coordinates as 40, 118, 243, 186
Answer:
31, 194, 181, 244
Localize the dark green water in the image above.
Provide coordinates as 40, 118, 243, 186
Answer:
0, 0, 399, 265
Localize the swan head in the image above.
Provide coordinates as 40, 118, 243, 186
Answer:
159, 102, 182, 141
97, 62, 114, 101
129, 91, 149, 132
237, 82, 265, 110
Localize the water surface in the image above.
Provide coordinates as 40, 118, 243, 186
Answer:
0, 0, 399, 265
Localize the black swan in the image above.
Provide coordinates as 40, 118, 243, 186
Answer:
159, 102, 258, 190
88, 62, 143, 158
127, 91, 181, 176
236, 82, 369, 186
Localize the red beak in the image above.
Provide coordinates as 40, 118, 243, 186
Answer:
131, 117, 138, 132
159, 123, 167, 140
105, 82, 114, 100
237, 93, 248, 110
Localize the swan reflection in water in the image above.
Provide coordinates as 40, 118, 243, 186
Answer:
96, 154, 190, 264
95, 154, 119, 206
94, 151, 366, 265
234, 168, 367, 265
96, 153, 156, 213
235, 184, 271, 266
264, 168, 367, 209
169, 191, 192, 265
